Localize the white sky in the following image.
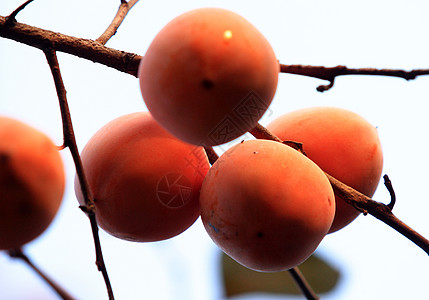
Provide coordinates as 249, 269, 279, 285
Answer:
1, 1, 429, 299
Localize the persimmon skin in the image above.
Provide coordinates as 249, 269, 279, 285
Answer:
0, 117, 65, 250
200, 139, 335, 272
74, 112, 210, 242
139, 8, 279, 147
267, 106, 384, 233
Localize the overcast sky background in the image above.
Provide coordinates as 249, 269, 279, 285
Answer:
1, 1, 429, 299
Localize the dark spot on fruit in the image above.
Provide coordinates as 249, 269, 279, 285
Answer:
208, 222, 219, 233
256, 232, 264, 238
201, 78, 214, 90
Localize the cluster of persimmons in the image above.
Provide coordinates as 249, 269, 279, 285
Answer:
0, 8, 383, 273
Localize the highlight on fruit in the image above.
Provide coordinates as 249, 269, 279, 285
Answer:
139, 7, 279, 147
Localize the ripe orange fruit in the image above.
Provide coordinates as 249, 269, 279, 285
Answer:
200, 139, 335, 272
75, 112, 210, 242
139, 8, 279, 147
0, 117, 65, 250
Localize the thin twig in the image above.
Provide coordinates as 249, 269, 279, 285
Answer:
280, 64, 429, 92
249, 123, 429, 255
96, 0, 139, 45
326, 173, 429, 255
43, 48, 115, 300
8, 248, 77, 300
384, 175, 396, 210
5, 0, 34, 25
288, 267, 320, 300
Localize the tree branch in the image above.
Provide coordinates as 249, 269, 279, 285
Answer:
96, 0, 139, 45
280, 64, 429, 92
2, 16, 429, 86
0, 16, 141, 76
8, 248, 77, 300
250, 123, 429, 255
43, 48, 115, 300
288, 267, 320, 300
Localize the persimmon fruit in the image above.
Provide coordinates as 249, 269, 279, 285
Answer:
0, 117, 65, 250
199, 139, 335, 272
267, 106, 384, 233
74, 112, 210, 242
139, 8, 279, 147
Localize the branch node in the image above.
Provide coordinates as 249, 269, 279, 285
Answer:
5, 0, 34, 26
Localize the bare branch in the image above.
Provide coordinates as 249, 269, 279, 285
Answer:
249, 123, 306, 154
8, 248, 77, 300
3, 16, 429, 85
0, 16, 141, 76
280, 64, 429, 92
96, 0, 139, 45
384, 175, 396, 210
5, 0, 34, 25
326, 173, 429, 255
43, 48, 115, 300
288, 267, 320, 300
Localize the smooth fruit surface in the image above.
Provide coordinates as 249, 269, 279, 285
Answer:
0, 117, 65, 250
75, 112, 210, 242
139, 8, 279, 147
267, 106, 383, 233
200, 139, 335, 272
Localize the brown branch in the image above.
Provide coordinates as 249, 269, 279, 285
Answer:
326, 173, 429, 255
4, 0, 34, 25
0, 16, 141, 76
96, 0, 139, 45
43, 48, 115, 300
8, 248, 77, 300
249, 123, 306, 154
280, 64, 429, 92
3, 16, 429, 85
383, 175, 396, 210
251, 123, 429, 255
288, 267, 320, 300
